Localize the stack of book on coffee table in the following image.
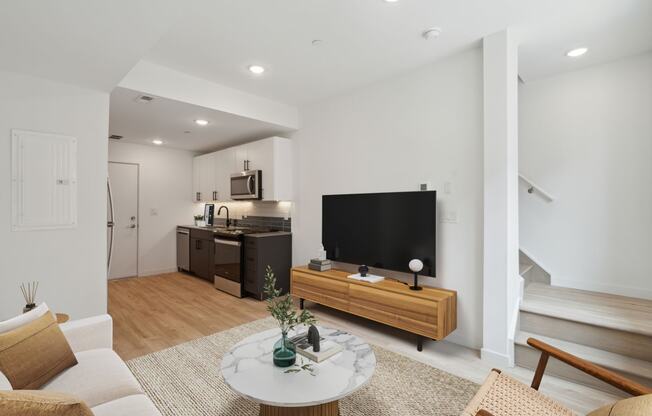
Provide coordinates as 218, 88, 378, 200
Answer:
309, 258, 331, 272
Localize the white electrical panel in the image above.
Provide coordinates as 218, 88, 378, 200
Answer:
11, 129, 78, 231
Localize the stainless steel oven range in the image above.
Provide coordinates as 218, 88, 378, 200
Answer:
214, 234, 243, 297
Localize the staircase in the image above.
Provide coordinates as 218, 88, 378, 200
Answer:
515, 255, 652, 395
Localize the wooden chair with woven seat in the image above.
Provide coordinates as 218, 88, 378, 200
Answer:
462, 338, 652, 416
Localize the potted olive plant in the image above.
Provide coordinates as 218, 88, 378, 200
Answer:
194, 214, 205, 227
263, 265, 316, 367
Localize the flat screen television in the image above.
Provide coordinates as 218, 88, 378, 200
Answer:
322, 191, 436, 277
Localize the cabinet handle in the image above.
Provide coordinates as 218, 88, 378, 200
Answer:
212, 191, 217, 200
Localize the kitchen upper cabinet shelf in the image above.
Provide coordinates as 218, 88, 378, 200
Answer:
193, 137, 293, 202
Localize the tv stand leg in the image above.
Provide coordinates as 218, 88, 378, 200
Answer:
300, 298, 304, 310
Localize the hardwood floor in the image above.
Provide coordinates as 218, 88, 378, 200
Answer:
108, 272, 268, 360
109, 272, 621, 414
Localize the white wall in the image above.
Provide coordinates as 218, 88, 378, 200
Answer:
291, 49, 484, 349
0, 71, 109, 320
520, 52, 652, 299
109, 141, 197, 276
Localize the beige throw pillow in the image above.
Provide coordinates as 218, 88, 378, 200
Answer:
0, 390, 92, 416
0, 312, 77, 389
587, 394, 652, 416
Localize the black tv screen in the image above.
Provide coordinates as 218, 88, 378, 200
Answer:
322, 191, 436, 277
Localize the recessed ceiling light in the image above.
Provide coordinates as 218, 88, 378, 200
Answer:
566, 47, 588, 57
312, 39, 323, 46
194, 119, 209, 126
384, 0, 399, 2
152, 139, 163, 145
248, 65, 265, 75
422, 27, 442, 40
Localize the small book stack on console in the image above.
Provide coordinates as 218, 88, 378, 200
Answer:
309, 258, 331, 272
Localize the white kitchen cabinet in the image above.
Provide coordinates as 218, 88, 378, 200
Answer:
213, 147, 234, 201
233, 145, 249, 172
192, 136, 293, 202
194, 153, 217, 202
192, 155, 202, 202
249, 137, 291, 201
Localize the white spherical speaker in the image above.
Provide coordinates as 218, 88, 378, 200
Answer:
408, 259, 424, 291
409, 259, 423, 273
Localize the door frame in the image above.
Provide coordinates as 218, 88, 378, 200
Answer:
108, 161, 140, 279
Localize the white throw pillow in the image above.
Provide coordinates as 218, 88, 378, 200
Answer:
0, 371, 11, 390
0, 303, 50, 334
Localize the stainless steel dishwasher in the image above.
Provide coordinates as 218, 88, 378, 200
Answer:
176, 227, 190, 272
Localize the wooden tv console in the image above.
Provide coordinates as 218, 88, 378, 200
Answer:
290, 266, 457, 351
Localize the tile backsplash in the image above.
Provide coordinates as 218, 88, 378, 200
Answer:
196, 201, 292, 231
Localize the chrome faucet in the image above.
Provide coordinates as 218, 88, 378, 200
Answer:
217, 205, 231, 227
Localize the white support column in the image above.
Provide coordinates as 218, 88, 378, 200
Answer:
482, 29, 520, 367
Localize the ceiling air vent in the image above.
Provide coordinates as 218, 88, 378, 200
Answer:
135, 95, 155, 103
109, 134, 123, 140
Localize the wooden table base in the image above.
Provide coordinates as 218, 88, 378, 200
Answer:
259, 401, 339, 416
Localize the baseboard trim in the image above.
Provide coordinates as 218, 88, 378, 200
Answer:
138, 267, 178, 277
481, 348, 511, 367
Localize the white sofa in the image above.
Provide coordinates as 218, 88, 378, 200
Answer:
0, 313, 161, 416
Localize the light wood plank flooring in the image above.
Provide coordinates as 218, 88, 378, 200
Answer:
109, 272, 621, 415
108, 272, 268, 360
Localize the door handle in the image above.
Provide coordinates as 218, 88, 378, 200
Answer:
129, 224, 136, 229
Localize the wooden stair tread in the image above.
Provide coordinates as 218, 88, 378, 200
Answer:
521, 283, 652, 336
515, 330, 652, 381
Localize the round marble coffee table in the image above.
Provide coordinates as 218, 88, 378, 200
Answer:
221, 326, 376, 416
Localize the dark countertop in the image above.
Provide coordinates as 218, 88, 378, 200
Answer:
177, 225, 290, 237
245, 232, 292, 238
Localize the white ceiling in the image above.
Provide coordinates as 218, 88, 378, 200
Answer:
0, 0, 182, 91
143, 0, 652, 105
109, 87, 293, 152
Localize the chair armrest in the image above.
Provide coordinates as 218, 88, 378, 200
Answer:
527, 338, 652, 396
60, 314, 113, 353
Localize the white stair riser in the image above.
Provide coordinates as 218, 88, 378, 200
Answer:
515, 344, 651, 396
520, 311, 652, 362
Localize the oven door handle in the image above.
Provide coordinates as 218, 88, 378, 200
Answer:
214, 238, 242, 247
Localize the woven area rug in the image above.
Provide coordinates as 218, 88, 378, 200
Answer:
127, 317, 478, 416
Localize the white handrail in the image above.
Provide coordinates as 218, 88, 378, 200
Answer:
519, 173, 555, 201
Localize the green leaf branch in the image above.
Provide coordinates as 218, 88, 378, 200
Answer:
263, 265, 316, 335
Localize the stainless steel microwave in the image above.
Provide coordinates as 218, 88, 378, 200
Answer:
230, 170, 262, 200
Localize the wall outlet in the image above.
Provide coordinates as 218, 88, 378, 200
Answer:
420, 182, 433, 191
441, 210, 458, 224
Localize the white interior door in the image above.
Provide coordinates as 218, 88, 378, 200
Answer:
108, 162, 138, 279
